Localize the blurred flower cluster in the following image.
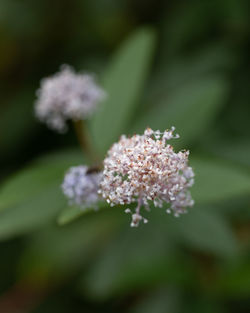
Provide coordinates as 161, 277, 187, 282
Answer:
35, 65, 105, 132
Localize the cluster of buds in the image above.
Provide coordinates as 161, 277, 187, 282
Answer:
62, 166, 101, 209
35, 65, 105, 132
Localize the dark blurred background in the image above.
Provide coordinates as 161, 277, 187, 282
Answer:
1, 0, 250, 312
1, 0, 250, 169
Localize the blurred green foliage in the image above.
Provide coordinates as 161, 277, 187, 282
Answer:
0, 0, 250, 312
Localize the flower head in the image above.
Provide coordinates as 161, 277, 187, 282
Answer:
100, 127, 194, 227
35, 65, 105, 132
62, 165, 101, 208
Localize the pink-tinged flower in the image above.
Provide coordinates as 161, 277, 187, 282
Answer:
35, 65, 105, 132
99, 127, 194, 227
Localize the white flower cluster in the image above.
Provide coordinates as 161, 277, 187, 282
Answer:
61, 127, 194, 227
35, 65, 105, 132
62, 166, 101, 208
99, 127, 194, 227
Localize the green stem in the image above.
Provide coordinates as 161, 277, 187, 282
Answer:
73, 120, 98, 164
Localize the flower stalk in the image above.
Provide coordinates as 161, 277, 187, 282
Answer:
73, 120, 98, 163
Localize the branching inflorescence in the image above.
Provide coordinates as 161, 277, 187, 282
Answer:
99, 127, 194, 227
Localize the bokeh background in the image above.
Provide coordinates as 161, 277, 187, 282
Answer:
1, 0, 250, 312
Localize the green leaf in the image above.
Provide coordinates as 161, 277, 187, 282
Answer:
18, 208, 122, 280
172, 208, 238, 257
58, 206, 88, 226
207, 139, 250, 168
191, 156, 250, 204
0, 149, 83, 211
91, 28, 156, 155
57, 202, 107, 226
0, 184, 65, 240
148, 43, 236, 104
133, 76, 228, 148
79, 219, 194, 299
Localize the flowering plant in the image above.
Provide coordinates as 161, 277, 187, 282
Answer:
0, 20, 248, 313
